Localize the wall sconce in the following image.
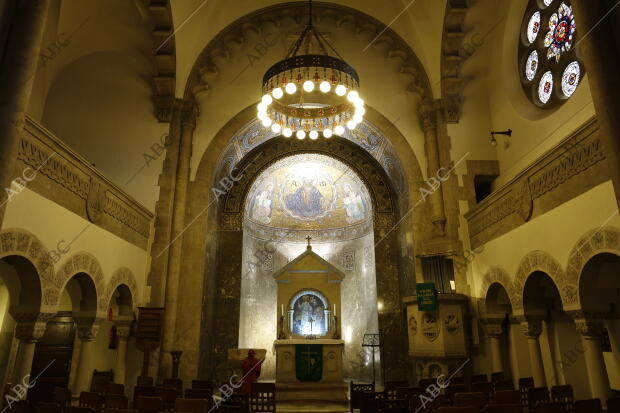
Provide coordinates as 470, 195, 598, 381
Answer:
490, 129, 512, 147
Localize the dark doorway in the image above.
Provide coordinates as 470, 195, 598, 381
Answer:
27, 312, 75, 404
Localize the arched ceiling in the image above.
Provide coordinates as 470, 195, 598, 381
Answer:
170, 0, 446, 97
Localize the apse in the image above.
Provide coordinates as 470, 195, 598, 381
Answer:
239, 153, 378, 380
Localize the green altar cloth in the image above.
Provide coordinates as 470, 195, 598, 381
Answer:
295, 344, 323, 382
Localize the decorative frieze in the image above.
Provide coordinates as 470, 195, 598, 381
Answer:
466, 118, 605, 248
18, 117, 153, 248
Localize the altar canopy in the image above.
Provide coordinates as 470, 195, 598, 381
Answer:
273, 243, 348, 405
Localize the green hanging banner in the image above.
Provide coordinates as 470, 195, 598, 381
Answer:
416, 283, 437, 311
295, 344, 323, 382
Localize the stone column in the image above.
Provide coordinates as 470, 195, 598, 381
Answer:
159, 100, 197, 378
573, 317, 610, 405
418, 100, 446, 236
114, 322, 131, 386
571, 1, 620, 206
0, 0, 50, 223
483, 319, 504, 374
73, 321, 100, 395
12, 320, 47, 397
521, 318, 546, 387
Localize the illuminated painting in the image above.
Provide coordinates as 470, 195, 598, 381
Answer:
292, 293, 327, 336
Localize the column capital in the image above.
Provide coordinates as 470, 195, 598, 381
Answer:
179, 99, 198, 128
417, 100, 438, 132
566, 310, 606, 338
76, 318, 103, 341
480, 318, 504, 338
519, 317, 543, 338
11, 311, 54, 342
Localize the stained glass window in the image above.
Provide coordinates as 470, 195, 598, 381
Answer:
527, 11, 541, 44
538, 71, 554, 103
519, 0, 584, 107
525, 50, 539, 81
561, 61, 580, 97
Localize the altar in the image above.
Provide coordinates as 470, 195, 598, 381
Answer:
272, 240, 348, 405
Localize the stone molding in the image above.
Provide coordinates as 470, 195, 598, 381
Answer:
465, 118, 605, 249
147, 0, 176, 122
18, 117, 153, 249
440, 0, 471, 123
480, 318, 503, 338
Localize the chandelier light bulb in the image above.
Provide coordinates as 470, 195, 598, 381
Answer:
261, 94, 273, 105
303, 80, 315, 92
271, 123, 281, 133
272, 87, 283, 99
323, 128, 333, 138
335, 84, 347, 96
353, 114, 363, 123
257, 111, 267, 120
257, 102, 268, 112
347, 90, 359, 102
335, 125, 345, 135
354, 98, 364, 108
262, 117, 273, 127
296, 130, 306, 140
283, 127, 293, 137
355, 106, 366, 117
309, 130, 319, 140
346, 120, 357, 130
285, 82, 297, 94
319, 81, 331, 93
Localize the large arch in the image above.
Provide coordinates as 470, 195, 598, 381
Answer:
54, 252, 106, 317
513, 250, 566, 313
103, 267, 139, 315
199, 133, 414, 382
0, 228, 54, 312
478, 266, 515, 314
565, 226, 620, 310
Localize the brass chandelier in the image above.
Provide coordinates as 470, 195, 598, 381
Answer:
257, 0, 365, 140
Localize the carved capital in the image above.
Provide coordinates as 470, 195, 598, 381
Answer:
481, 318, 503, 338
567, 310, 605, 339
418, 100, 438, 131
11, 312, 55, 342
520, 318, 543, 338
15, 322, 47, 342
180, 100, 198, 129
114, 317, 133, 339
76, 318, 103, 341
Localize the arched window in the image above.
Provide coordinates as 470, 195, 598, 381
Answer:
519, 0, 584, 107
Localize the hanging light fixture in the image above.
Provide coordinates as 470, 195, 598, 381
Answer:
257, 0, 365, 139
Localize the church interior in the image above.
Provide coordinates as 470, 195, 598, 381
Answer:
1, 0, 620, 412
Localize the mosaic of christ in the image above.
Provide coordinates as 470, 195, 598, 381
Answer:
245, 154, 371, 229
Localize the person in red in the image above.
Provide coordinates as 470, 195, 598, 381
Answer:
241, 349, 262, 394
